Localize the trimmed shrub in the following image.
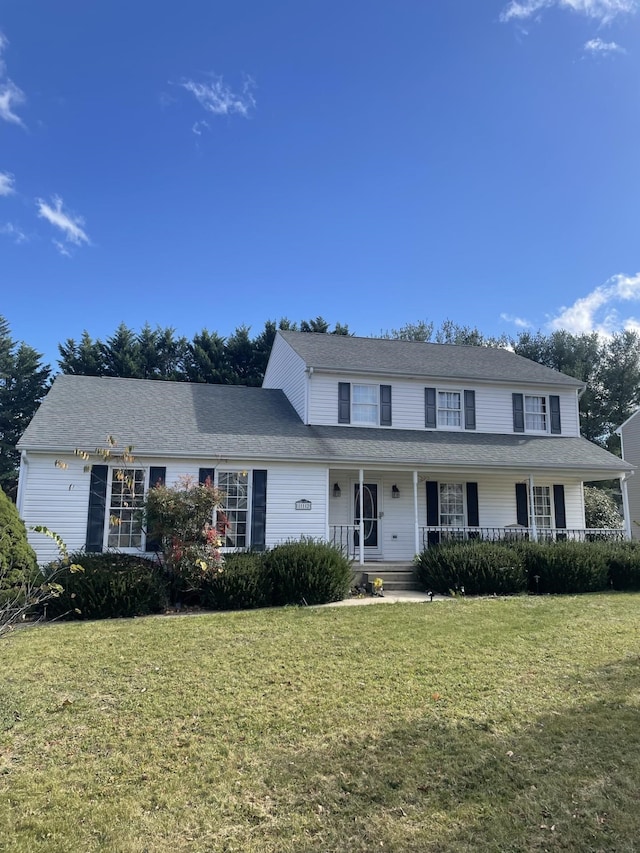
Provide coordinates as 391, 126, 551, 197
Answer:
415, 542, 527, 595
263, 539, 352, 605
515, 541, 609, 594
201, 552, 271, 610
603, 541, 640, 591
0, 486, 38, 607
43, 552, 168, 620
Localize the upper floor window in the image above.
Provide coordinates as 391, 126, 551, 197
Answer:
425, 388, 475, 431
338, 383, 392, 426
438, 392, 462, 428
513, 393, 561, 435
525, 395, 546, 431
352, 384, 378, 424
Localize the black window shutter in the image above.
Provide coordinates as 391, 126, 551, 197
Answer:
426, 481, 440, 545
464, 390, 476, 430
425, 388, 437, 429
85, 464, 108, 552
199, 468, 215, 486
338, 382, 351, 424
251, 470, 268, 551
515, 483, 529, 527
466, 482, 479, 527
553, 484, 566, 529
513, 393, 525, 433
380, 385, 392, 426
145, 466, 166, 552
550, 395, 561, 434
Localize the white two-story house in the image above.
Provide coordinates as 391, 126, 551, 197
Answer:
17, 331, 632, 567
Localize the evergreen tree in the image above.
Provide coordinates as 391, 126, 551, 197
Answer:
0, 317, 51, 498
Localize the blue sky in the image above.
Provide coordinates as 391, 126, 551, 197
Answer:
2, 0, 640, 368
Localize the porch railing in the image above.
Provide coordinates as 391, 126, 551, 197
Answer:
330, 525, 358, 559
419, 526, 625, 547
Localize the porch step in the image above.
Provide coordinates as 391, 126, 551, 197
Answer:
362, 568, 422, 592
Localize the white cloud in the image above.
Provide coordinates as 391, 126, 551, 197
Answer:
36, 195, 90, 248
584, 36, 626, 53
192, 120, 209, 135
0, 221, 27, 243
180, 74, 256, 118
0, 171, 15, 196
0, 31, 26, 127
52, 239, 72, 257
500, 0, 638, 24
548, 273, 640, 334
501, 312, 533, 328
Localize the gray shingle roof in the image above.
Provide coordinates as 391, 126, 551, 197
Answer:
19, 375, 628, 475
277, 331, 585, 388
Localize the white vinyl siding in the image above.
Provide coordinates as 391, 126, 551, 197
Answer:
264, 463, 328, 547
619, 414, 640, 539
308, 372, 581, 436
262, 334, 308, 421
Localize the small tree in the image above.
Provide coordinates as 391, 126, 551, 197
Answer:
584, 485, 623, 529
145, 476, 224, 603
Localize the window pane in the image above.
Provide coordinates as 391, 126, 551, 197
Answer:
352, 384, 378, 424
218, 471, 249, 548
108, 469, 145, 549
437, 391, 461, 427
525, 396, 547, 431
533, 486, 552, 528
440, 482, 465, 526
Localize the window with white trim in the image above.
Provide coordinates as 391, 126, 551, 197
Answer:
352, 384, 378, 424
439, 483, 465, 526
525, 395, 547, 431
532, 485, 552, 529
107, 469, 145, 549
217, 471, 249, 548
437, 391, 462, 428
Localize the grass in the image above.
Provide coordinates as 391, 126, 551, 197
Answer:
1, 594, 640, 852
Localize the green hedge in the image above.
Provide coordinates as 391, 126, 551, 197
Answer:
201, 552, 272, 610
415, 539, 640, 596
415, 542, 527, 596
43, 553, 168, 620
264, 539, 352, 606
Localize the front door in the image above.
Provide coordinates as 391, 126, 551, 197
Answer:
354, 483, 380, 555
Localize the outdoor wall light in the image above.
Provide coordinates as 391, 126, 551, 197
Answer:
392, 484, 400, 499
333, 483, 341, 498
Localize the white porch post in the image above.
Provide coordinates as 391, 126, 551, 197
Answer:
358, 468, 365, 566
413, 470, 420, 555
620, 473, 632, 540
528, 475, 538, 542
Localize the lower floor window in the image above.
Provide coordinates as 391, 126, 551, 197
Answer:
533, 485, 552, 529
440, 483, 465, 527
218, 471, 249, 548
107, 469, 145, 548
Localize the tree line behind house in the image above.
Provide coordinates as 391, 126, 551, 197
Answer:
2, 313, 640, 498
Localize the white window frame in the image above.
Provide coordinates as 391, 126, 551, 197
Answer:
104, 467, 147, 552
532, 485, 553, 529
524, 395, 548, 433
439, 482, 466, 527
351, 383, 379, 425
437, 390, 463, 429
216, 469, 250, 550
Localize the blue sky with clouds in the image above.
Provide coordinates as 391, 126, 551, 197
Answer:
2, 0, 640, 368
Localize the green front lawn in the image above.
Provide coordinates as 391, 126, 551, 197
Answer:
2, 595, 640, 852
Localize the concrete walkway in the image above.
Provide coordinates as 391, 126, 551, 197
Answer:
323, 590, 447, 607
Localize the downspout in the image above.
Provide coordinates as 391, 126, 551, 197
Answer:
359, 468, 365, 566
413, 470, 420, 556
305, 367, 313, 424
528, 475, 538, 542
